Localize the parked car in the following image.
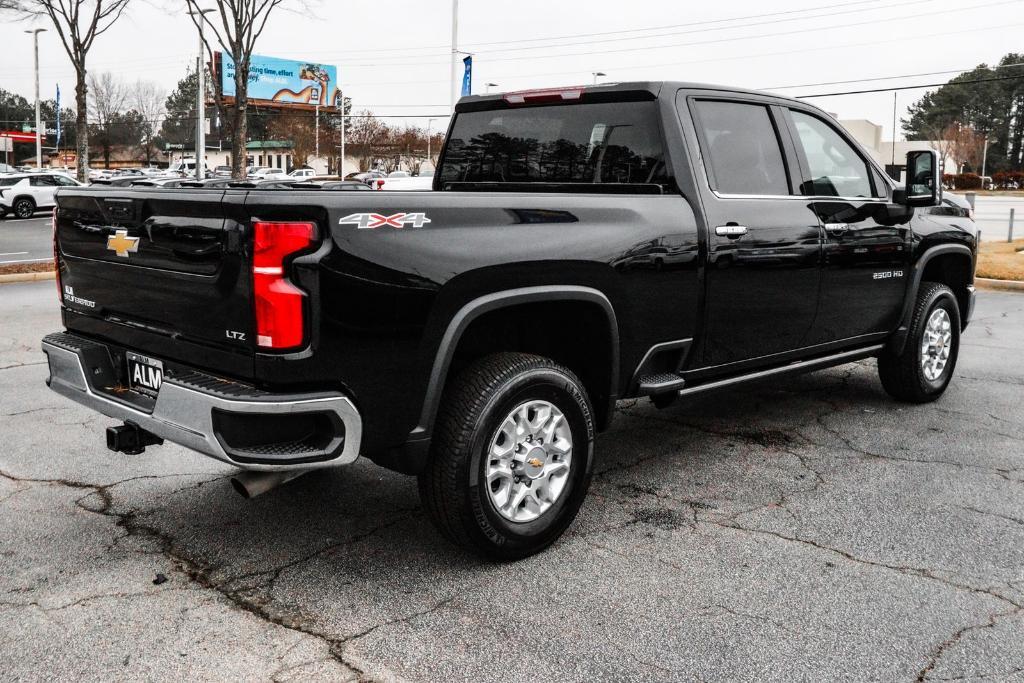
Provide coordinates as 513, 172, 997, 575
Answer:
0, 172, 82, 218
0, 162, 15, 175
289, 168, 316, 178
376, 169, 435, 191
248, 167, 287, 180
43, 81, 976, 560
213, 165, 232, 178
344, 170, 386, 186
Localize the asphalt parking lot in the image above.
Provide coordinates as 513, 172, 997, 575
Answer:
1, 280, 1022, 682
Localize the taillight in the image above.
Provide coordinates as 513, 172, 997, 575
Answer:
503, 87, 584, 105
252, 221, 316, 350
52, 207, 62, 304
375, 179, 385, 190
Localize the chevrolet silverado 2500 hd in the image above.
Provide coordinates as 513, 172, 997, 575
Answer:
43, 82, 977, 560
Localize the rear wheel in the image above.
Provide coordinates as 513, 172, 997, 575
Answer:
878, 282, 960, 403
13, 198, 35, 220
418, 352, 595, 561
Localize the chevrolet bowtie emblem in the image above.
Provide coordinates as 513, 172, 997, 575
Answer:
106, 229, 139, 258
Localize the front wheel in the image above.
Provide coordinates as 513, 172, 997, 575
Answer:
418, 352, 595, 561
13, 198, 35, 220
878, 281, 961, 403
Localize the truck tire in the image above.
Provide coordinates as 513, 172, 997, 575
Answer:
878, 281, 961, 403
418, 352, 595, 561
13, 198, 35, 219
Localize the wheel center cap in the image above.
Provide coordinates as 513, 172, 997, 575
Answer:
523, 447, 546, 478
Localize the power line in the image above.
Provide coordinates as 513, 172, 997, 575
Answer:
337, 20, 1024, 87
297, 0, 931, 62
796, 73, 1024, 98
767, 62, 1024, 90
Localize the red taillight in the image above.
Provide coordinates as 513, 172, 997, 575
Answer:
252, 221, 316, 350
52, 207, 62, 304
503, 87, 584, 106
375, 179, 385, 190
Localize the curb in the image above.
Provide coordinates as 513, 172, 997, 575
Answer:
976, 277, 1024, 292
0, 271, 56, 284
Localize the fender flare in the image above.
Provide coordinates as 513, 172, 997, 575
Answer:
11, 195, 36, 211
409, 285, 620, 441
888, 243, 974, 355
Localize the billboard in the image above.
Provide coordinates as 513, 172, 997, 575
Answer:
220, 53, 339, 109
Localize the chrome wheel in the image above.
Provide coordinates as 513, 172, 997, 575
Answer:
485, 399, 573, 523
920, 308, 952, 381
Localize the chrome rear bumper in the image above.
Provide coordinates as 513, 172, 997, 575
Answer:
42, 332, 361, 472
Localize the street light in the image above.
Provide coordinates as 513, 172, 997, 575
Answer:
980, 137, 991, 183
485, 82, 498, 94
187, 8, 214, 179
25, 28, 46, 169
426, 118, 439, 164
592, 71, 605, 84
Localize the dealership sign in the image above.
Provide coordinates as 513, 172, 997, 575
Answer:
1, 130, 44, 143
219, 53, 339, 109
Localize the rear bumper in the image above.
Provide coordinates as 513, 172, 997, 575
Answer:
41, 332, 362, 472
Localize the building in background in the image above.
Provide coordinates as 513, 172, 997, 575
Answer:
838, 118, 957, 182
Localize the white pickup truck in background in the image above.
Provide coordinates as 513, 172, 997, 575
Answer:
374, 169, 434, 191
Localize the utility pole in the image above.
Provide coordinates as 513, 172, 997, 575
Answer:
315, 103, 320, 161
188, 8, 214, 180
426, 117, 438, 165
450, 0, 459, 111
339, 91, 346, 177
980, 138, 990, 181
25, 28, 46, 169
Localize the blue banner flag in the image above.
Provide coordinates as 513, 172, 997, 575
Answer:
55, 85, 61, 147
461, 56, 472, 97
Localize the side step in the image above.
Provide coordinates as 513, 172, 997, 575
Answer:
676, 345, 884, 399
637, 372, 686, 396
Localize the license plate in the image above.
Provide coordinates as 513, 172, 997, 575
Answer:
126, 352, 163, 396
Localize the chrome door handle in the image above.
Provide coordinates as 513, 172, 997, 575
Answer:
824, 223, 850, 233
715, 225, 748, 238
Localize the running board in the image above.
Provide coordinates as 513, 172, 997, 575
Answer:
677, 345, 884, 399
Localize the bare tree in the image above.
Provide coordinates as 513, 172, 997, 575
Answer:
184, 0, 300, 179
131, 79, 165, 166
11, 0, 131, 181
88, 71, 126, 167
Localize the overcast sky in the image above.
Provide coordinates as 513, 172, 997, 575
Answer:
3, 0, 1022, 139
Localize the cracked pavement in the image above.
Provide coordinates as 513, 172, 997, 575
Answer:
1, 280, 1022, 682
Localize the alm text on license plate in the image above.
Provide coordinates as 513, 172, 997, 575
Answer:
126, 352, 163, 396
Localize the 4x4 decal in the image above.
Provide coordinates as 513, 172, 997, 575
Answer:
339, 212, 431, 229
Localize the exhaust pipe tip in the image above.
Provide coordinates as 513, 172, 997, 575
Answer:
230, 469, 310, 499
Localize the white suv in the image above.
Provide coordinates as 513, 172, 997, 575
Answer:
0, 173, 83, 219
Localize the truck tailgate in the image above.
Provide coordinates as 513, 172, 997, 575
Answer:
55, 189, 254, 364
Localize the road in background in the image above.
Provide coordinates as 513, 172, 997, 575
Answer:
1, 280, 1022, 681
973, 195, 1023, 242
0, 216, 51, 265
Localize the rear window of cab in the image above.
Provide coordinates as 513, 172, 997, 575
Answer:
439, 101, 671, 191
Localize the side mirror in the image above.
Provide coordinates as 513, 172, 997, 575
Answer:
900, 149, 942, 207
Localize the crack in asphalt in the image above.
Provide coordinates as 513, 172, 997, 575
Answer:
0, 465, 446, 682
915, 607, 1023, 682
0, 360, 46, 371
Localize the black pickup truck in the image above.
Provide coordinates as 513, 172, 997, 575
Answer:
43, 82, 977, 559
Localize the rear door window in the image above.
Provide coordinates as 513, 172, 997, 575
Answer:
692, 100, 791, 196
438, 100, 670, 190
